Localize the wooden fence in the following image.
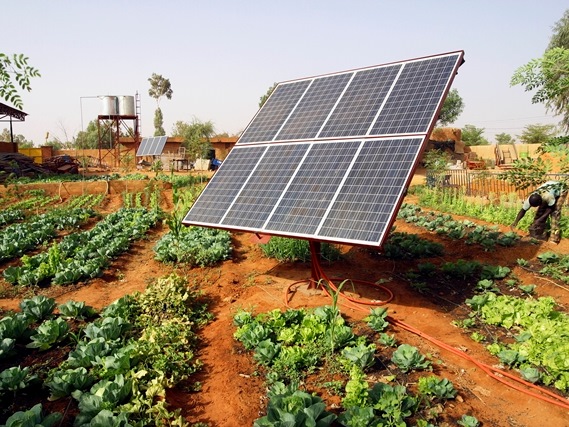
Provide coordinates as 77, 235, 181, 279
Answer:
427, 170, 569, 201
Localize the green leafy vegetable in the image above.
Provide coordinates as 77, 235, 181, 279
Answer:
417, 376, 457, 400
19, 295, 56, 322
341, 343, 376, 370
0, 338, 15, 359
0, 403, 62, 427
153, 226, 232, 266
364, 307, 389, 332
46, 367, 96, 401
0, 313, 30, 340
57, 300, 97, 320
391, 344, 431, 373
83, 317, 130, 341
457, 414, 480, 427
254, 382, 337, 427
26, 317, 70, 351
0, 366, 37, 393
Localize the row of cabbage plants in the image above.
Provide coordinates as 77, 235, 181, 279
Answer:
3, 207, 161, 287
0, 207, 98, 263
0, 273, 212, 426
398, 204, 519, 251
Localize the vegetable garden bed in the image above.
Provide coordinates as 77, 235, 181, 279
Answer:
0, 177, 569, 426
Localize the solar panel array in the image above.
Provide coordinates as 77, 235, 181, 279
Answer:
136, 136, 168, 156
183, 51, 464, 247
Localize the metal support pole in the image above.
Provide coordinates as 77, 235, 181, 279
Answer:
308, 240, 322, 289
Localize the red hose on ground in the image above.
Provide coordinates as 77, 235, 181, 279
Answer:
282, 248, 569, 411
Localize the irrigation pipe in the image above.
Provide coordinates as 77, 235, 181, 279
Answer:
283, 247, 569, 411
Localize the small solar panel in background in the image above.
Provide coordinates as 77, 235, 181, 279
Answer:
136, 136, 168, 156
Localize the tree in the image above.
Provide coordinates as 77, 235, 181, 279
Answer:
74, 120, 122, 149
495, 132, 515, 145
0, 53, 41, 109
153, 107, 165, 137
423, 149, 452, 187
504, 9, 569, 211
171, 118, 215, 160
74, 121, 99, 149
548, 9, 569, 50
259, 82, 277, 108
511, 10, 569, 131
44, 139, 65, 150
519, 123, 557, 144
148, 73, 173, 136
437, 88, 464, 126
53, 120, 75, 149
461, 124, 489, 146
0, 128, 32, 146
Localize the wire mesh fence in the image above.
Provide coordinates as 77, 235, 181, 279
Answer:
425, 170, 569, 202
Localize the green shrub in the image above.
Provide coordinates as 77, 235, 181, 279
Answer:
260, 237, 341, 263
154, 226, 232, 266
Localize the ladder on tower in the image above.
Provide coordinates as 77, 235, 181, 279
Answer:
135, 92, 142, 153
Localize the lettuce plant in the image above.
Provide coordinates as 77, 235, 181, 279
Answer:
0, 338, 15, 359
26, 318, 70, 351
0, 403, 62, 427
254, 382, 337, 427
391, 344, 431, 373
0, 366, 37, 393
342, 365, 369, 409
417, 376, 457, 400
364, 307, 389, 332
57, 300, 97, 320
19, 295, 56, 322
0, 313, 30, 340
46, 367, 96, 401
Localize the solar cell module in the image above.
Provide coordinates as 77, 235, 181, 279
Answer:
136, 136, 168, 156
183, 51, 464, 247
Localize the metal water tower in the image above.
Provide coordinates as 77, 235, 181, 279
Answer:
97, 93, 140, 168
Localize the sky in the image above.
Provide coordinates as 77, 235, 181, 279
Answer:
3, 1, 567, 146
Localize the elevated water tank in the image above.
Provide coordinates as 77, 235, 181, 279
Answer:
100, 96, 118, 115
118, 95, 135, 116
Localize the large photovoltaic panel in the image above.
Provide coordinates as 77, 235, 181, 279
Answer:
276, 73, 353, 141
264, 141, 361, 235
183, 51, 464, 247
136, 136, 168, 156
221, 143, 310, 229
318, 65, 401, 138
237, 81, 311, 144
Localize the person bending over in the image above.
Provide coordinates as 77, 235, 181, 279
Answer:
511, 180, 564, 243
